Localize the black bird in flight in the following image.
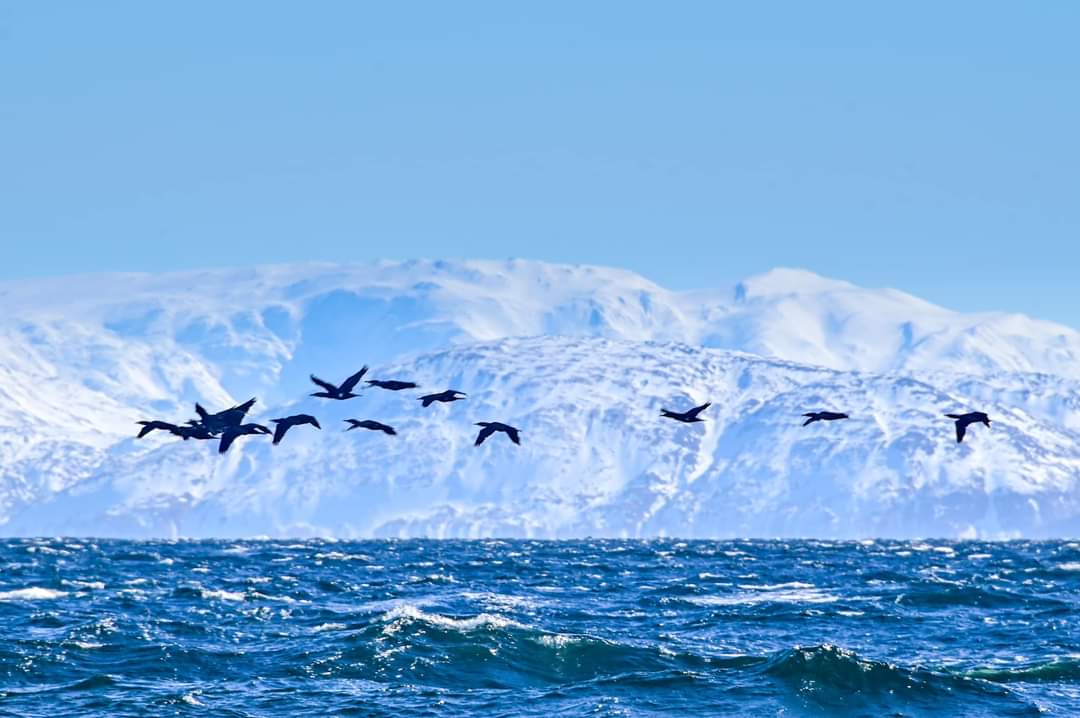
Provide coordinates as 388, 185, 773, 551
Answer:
418, 390, 467, 408
270, 414, 321, 445
661, 402, 711, 423
802, 412, 850, 426
218, 423, 272, 454
194, 398, 257, 435
366, 379, 419, 391
137, 421, 182, 439
310, 367, 369, 400
946, 412, 991, 443
474, 422, 521, 446
345, 419, 397, 435
137, 421, 215, 441
174, 424, 215, 441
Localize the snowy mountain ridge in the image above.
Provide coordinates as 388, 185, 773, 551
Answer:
2, 260, 1080, 538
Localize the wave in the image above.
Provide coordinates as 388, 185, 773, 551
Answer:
763, 645, 1041, 715
964, 658, 1080, 684
0, 587, 68, 601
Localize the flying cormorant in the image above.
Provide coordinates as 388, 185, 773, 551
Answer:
946, 412, 991, 443
193, 398, 257, 435
345, 419, 397, 435
661, 402, 711, 423
310, 367, 369, 400
418, 390, 467, 407
474, 422, 521, 446
802, 411, 850, 426
366, 379, 419, 391
137, 421, 182, 439
218, 423, 272, 454
270, 414, 321, 445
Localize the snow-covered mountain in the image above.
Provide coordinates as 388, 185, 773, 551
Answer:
2, 260, 1080, 538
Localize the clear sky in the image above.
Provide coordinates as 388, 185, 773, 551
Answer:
2, 2, 1077, 326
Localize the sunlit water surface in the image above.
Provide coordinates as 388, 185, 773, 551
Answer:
2, 539, 1080, 717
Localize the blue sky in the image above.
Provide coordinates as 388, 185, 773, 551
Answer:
2, 2, 1077, 325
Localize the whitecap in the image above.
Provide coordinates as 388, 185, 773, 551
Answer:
0, 587, 68, 601
534, 633, 583, 648
736, 581, 815, 591
201, 589, 245, 602
380, 604, 524, 635
312, 623, 347, 633
687, 585, 839, 606
1056, 562, 1080, 571
967, 553, 993, 560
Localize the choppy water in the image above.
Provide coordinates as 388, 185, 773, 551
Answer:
2, 539, 1080, 716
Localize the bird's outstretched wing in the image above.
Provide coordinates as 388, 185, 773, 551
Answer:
370, 421, 396, 435
506, 427, 521, 445
195, 403, 210, 420
687, 402, 711, 419
475, 425, 496, 446
310, 375, 338, 393
306, 416, 321, 430
340, 366, 370, 394
231, 398, 257, 416
272, 421, 290, 445
955, 421, 966, 444
219, 429, 240, 454
419, 394, 437, 407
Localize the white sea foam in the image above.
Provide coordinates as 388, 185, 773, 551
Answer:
380, 604, 525, 635
1056, 562, 1080, 572
688, 584, 839, 606
534, 633, 584, 648
312, 623, 347, 633
201, 589, 245, 602
0, 587, 68, 601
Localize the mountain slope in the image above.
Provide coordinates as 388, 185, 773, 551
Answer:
2, 260, 1080, 538
6, 336, 1080, 539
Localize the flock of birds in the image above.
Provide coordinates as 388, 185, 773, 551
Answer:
664, 402, 992, 443
137, 366, 993, 454
137, 367, 517, 454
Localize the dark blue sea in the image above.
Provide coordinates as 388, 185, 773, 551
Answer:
2, 539, 1080, 717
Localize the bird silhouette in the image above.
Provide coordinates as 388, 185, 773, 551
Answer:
366, 379, 419, 391
270, 414, 321, 445
136, 421, 182, 439
661, 402, 711, 423
193, 398, 257, 435
345, 419, 397, 435
418, 390, 467, 408
946, 412, 991, 443
474, 422, 521, 446
802, 411, 850, 426
218, 423, 272, 454
174, 424, 215, 441
310, 367, 368, 400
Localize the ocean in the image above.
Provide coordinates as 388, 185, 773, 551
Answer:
1, 538, 1078, 717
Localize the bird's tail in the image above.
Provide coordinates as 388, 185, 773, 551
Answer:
195, 403, 209, 420
802, 417, 817, 426
945, 414, 962, 419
